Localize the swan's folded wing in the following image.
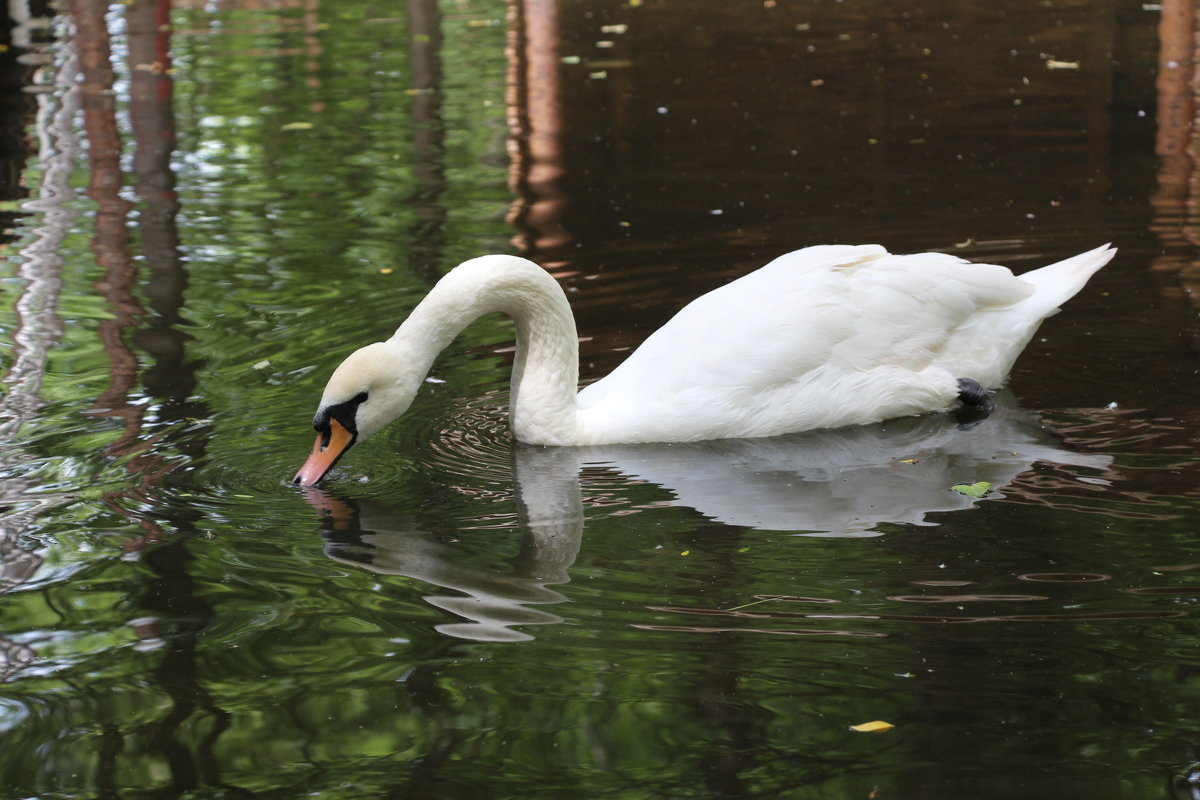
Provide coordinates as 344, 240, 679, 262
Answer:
577, 247, 1036, 442
828, 252, 1035, 374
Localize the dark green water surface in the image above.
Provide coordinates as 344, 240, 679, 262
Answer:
2, 0, 1200, 797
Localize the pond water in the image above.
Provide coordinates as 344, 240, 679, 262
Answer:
2, 0, 1199, 797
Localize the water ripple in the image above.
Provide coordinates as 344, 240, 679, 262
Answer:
419, 389, 515, 489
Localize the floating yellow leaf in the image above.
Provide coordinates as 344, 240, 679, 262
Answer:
379, 267, 394, 275
281, 121, 314, 130
850, 720, 894, 733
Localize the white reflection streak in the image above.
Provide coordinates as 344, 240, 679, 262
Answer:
558, 397, 1112, 535
315, 478, 582, 643
0, 36, 81, 679
1, 46, 78, 434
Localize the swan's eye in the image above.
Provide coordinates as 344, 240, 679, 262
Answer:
313, 392, 370, 442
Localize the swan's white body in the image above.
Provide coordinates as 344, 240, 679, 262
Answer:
296, 244, 1114, 483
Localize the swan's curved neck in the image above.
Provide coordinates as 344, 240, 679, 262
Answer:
389, 255, 581, 444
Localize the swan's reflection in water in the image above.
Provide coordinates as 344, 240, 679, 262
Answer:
308, 491, 580, 642
303, 394, 1111, 641
307, 447, 585, 643
572, 395, 1110, 535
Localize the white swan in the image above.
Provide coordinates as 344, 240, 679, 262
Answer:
294, 243, 1116, 485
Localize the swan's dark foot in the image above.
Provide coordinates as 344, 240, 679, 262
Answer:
954, 377, 995, 428
956, 378, 994, 411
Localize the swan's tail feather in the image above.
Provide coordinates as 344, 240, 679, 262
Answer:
1018, 244, 1116, 316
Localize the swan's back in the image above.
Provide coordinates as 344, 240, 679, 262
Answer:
575, 244, 1114, 444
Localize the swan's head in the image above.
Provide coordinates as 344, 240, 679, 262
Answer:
293, 342, 419, 485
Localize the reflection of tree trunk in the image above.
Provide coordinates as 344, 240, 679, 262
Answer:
76, 0, 186, 528
407, 0, 447, 280
1151, 0, 1193, 239
505, 0, 570, 263
127, 0, 198, 415
136, 535, 243, 797
1151, 0, 1200, 345
76, 0, 205, 527
1155, 0, 1193, 159
76, 0, 171, 541
75, 8, 235, 790
75, 0, 144, 451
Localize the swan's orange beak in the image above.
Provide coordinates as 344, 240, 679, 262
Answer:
293, 418, 355, 486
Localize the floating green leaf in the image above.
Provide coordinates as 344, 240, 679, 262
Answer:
951, 481, 990, 498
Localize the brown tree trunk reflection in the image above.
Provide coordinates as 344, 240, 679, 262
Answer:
1155, 0, 1193, 159
76, 0, 203, 525
1151, 0, 1200, 346
73, 4, 236, 791
75, 0, 143, 446
127, 0, 199, 415
76, 0, 178, 547
506, 0, 570, 265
